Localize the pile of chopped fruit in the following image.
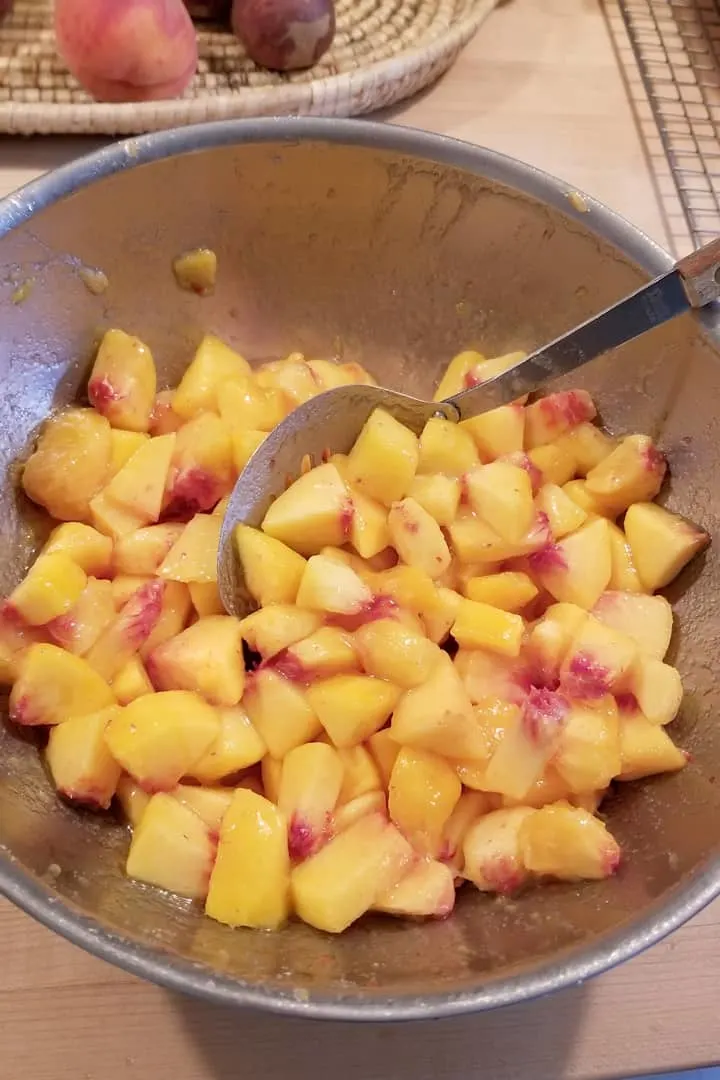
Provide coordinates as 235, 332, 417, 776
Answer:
2, 329, 709, 934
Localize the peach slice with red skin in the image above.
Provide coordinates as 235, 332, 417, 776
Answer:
524, 390, 596, 448
10, 643, 115, 726
87, 329, 157, 433
163, 413, 234, 518
46, 706, 122, 810
47, 577, 116, 656
277, 742, 344, 860
86, 580, 165, 682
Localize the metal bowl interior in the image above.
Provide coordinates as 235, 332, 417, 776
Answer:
1, 120, 719, 1021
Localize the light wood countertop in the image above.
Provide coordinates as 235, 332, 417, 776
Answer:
1, 1, 718, 1077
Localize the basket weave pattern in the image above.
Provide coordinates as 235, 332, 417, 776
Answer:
0, 0, 495, 135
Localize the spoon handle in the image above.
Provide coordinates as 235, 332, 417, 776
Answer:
444, 236, 720, 422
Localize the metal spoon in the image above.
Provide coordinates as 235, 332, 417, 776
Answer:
218, 235, 720, 617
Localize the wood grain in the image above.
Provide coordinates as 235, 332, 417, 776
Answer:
0, 0, 716, 1077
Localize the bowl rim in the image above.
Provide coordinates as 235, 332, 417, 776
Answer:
1, 116, 719, 1021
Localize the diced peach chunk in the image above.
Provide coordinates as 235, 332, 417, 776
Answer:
463, 807, 535, 892
157, 514, 221, 584
279, 627, 358, 681
139, 581, 192, 658
530, 518, 612, 610
90, 491, 145, 540
164, 413, 234, 517
389, 746, 461, 856
189, 705, 266, 784
585, 435, 667, 513
624, 502, 709, 591
554, 700, 621, 792
261, 463, 352, 556
189, 582, 225, 617
10, 553, 86, 626
460, 403, 525, 460
387, 497, 451, 580
519, 803, 620, 880
433, 350, 482, 400
407, 474, 460, 527
524, 390, 596, 448
149, 393, 182, 437
278, 742, 344, 859
112, 654, 154, 705
524, 602, 586, 689
618, 714, 687, 779
206, 790, 290, 929
307, 674, 401, 747
296, 554, 372, 615
10, 643, 115, 726
561, 421, 615, 475
104, 433, 176, 525
440, 790, 492, 872
234, 524, 306, 607
239, 605, 322, 660
41, 522, 113, 577
464, 571, 538, 613
336, 744, 382, 804
483, 689, 570, 799
346, 408, 419, 506
528, 442, 577, 487
113, 523, 185, 576
291, 813, 413, 933
216, 375, 285, 432
455, 647, 529, 706
173, 335, 251, 420
390, 654, 490, 760
631, 657, 683, 726
127, 793, 215, 900
147, 615, 245, 706
367, 728, 402, 787
593, 591, 672, 660
535, 483, 587, 538
244, 669, 322, 758
345, 486, 391, 560
418, 417, 478, 476
607, 522, 643, 593
46, 705, 122, 809
232, 429, 268, 473
449, 511, 550, 564
88, 329, 156, 433
23, 408, 112, 522
333, 790, 387, 833
451, 598, 524, 657
104, 690, 219, 792
172, 784, 233, 833
86, 580, 165, 682
355, 617, 442, 689
466, 462, 535, 543
374, 858, 455, 918
559, 614, 637, 700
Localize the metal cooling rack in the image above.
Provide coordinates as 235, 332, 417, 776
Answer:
604, 0, 720, 254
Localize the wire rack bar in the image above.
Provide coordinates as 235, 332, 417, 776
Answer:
604, 0, 720, 254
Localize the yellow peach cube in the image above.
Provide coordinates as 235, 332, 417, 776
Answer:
291, 813, 413, 933
346, 408, 419, 506
451, 598, 524, 657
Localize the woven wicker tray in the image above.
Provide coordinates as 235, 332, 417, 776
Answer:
0, 0, 496, 135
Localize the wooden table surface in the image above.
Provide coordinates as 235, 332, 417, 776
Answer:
1, 0, 718, 1077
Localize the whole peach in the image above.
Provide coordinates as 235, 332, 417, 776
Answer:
55, 0, 198, 103
231, 0, 335, 71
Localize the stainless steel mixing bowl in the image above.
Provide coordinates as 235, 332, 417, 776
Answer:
0, 119, 719, 1021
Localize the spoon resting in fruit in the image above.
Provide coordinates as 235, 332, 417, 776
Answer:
218, 234, 720, 617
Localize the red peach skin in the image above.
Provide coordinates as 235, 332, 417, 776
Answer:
55, 0, 198, 103
231, 0, 335, 71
